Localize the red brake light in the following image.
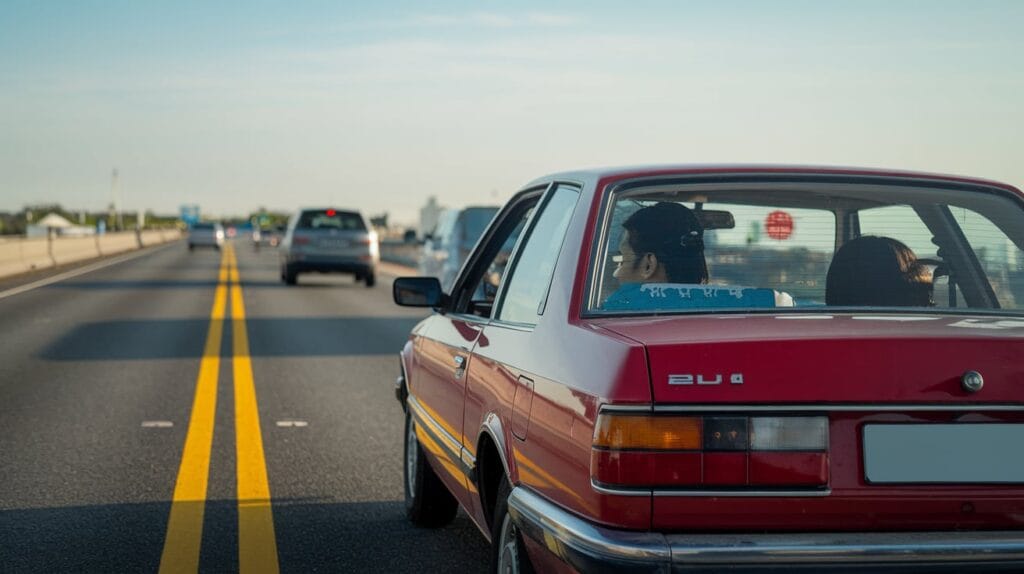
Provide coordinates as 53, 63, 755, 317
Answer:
326, 209, 336, 216
293, 236, 311, 245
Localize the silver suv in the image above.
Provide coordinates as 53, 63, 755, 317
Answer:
279, 208, 378, 287
188, 222, 224, 251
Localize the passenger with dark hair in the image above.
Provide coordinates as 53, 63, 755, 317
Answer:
826, 236, 934, 307
613, 202, 708, 285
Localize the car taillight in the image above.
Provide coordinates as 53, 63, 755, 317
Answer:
592, 413, 828, 490
293, 236, 311, 245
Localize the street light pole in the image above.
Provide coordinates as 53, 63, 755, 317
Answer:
112, 168, 123, 231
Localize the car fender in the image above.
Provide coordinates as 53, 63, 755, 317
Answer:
476, 411, 517, 484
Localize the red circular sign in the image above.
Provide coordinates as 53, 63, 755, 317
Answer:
765, 210, 794, 240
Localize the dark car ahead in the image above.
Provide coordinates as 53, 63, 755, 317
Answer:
279, 208, 378, 286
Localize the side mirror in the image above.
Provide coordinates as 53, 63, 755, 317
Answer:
393, 277, 444, 308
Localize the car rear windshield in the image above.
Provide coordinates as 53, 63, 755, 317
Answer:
297, 210, 366, 231
459, 207, 499, 248
588, 180, 1024, 315
191, 223, 215, 230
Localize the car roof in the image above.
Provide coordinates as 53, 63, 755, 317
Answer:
522, 164, 1021, 195
297, 207, 363, 214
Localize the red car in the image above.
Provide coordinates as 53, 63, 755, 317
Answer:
393, 165, 1024, 573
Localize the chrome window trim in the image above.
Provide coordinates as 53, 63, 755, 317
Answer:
444, 311, 490, 326
488, 182, 553, 321
493, 181, 582, 325
481, 319, 534, 333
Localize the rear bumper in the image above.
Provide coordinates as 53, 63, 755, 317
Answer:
507, 487, 1024, 573
285, 255, 374, 275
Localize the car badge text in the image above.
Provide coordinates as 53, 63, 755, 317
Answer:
668, 373, 744, 386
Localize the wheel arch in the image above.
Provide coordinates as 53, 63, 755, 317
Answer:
475, 412, 517, 530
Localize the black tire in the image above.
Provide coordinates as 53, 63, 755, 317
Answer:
364, 272, 376, 288
188, 244, 195, 252
490, 477, 535, 574
283, 265, 298, 286
404, 410, 458, 528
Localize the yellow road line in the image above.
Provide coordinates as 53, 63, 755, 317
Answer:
227, 245, 280, 574
159, 250, 229, 573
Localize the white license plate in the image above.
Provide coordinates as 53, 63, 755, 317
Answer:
318, 238, 350, 248
863, 424, 1024, 484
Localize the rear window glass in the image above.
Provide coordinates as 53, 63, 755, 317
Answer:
589, 182, 1024, 315
297, 210, 366, 231
191, 223, 215, 230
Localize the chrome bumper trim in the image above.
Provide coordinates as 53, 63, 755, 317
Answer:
507, 486, 1024, 573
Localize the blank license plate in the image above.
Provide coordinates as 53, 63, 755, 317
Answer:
863, 424, 1024, 484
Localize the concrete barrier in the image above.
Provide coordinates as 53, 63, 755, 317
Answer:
97, 232, 140, 256
20, 237, 53, 272
0, 229, 183, 280
52, 236, 100, 266
140, 230, 162, 246
0, 238, 30, 277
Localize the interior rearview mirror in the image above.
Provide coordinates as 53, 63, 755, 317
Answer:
695, 209, 735, 230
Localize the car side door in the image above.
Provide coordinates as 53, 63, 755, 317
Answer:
409, 196, 538, 509
458, 183, 582, 523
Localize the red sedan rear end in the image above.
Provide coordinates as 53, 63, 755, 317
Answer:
395, 166, 1024, 573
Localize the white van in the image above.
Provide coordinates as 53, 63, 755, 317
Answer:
418, 206, 499, 292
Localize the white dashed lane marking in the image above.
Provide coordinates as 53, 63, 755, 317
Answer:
275, 420, 308, 428
142, 421, 174, 428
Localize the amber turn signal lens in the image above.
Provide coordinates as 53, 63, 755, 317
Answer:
594, 415, 702, 450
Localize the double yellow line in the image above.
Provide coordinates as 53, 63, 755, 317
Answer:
159, 244, 279, 573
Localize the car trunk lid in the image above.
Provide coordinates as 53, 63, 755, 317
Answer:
593, 313, 1024, 404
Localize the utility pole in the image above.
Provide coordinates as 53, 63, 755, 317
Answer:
112, 168, 123, 230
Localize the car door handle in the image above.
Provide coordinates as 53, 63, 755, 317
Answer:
453, 355, 467, 380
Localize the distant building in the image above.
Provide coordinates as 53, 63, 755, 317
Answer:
26, 213, 95, 237
419, 196, 444, 238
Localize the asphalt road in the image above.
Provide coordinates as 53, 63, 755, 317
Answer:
0, 240, 490, 573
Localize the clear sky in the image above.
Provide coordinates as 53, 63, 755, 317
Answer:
1, 1, 1021, 225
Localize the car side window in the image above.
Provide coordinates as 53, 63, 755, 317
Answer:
465, 213, 530, 318
496, 185, 580, 325
452, 193, 542, 318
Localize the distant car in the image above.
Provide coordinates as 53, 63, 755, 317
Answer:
266, 224, 285, 248
187, 222, 224, 251
393, 165, 1024, 573
418, 206, 499, 291
279, 208, 378, 286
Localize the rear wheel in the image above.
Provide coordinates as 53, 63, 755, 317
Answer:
404, 410, 458, 527
282, 265, 297, 285
491, 477, 535, 574
188, 244, 195, 252
364, 272, 376, 288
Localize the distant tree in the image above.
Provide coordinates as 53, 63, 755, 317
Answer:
370, 213, 389, 228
